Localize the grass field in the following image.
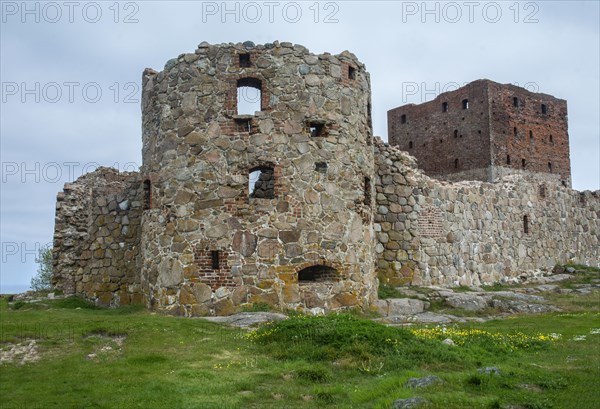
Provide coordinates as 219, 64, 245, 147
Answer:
1, 270, 599, 409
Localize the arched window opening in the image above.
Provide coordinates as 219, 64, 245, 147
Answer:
143, 179, 151, 210
236, 78, 262, 115
249, 166, 275, 199
298, 265, 338, 283
442, 102, 448, 112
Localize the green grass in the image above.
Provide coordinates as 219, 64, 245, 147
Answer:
378, 284, 404, 299
1, 292, 599, 408
241, 302, 272, 312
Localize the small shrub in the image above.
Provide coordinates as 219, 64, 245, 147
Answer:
31, 245, 53, 292
10, 300, 27, 310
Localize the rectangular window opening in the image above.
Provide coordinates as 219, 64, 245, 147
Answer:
400, 114, 407, 124
211, 250, 220, 270
363, 176, 372, 206
522, 158, 526, 168
239, 53, 251, 68
315, 162, 328, 173
308, 121, 325, 137
523, 215, 529, 234
442, 102, 448, 112
541, 104, 547, 114
348, 66, 356, 80
513, 97, 519, 107
234, 117, 252, 133
462, 99, 469, 109
143, 180, 151, 210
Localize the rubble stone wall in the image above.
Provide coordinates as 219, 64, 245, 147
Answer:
52, 168, 143, 306
374, 140, 599, 287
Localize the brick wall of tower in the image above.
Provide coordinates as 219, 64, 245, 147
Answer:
387, 79, 571, 185
388, 80, 492, 181
487, 82, 571, 186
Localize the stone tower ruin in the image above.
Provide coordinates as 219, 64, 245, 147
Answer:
138, 41, 376, 315
387, 79, 571, 186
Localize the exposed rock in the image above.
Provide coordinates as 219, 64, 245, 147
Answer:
201, 312, 287, 328
445, 294, 488, 311
391, 397, 428, 408
384, 298, 426, 316
478, 367, 502, 376
490, 299, 559, 314
405, 375, 442, 389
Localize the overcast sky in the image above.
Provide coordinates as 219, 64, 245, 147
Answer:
1, 0, 599, 293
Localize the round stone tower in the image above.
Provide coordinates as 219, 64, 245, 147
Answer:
140, 41, 375, 316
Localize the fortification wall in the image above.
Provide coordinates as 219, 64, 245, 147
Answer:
139, 41, 376, 316
52, 168, 143, 305
374, 139, 599, 287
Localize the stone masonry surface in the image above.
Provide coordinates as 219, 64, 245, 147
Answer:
52, 42, 599, 316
